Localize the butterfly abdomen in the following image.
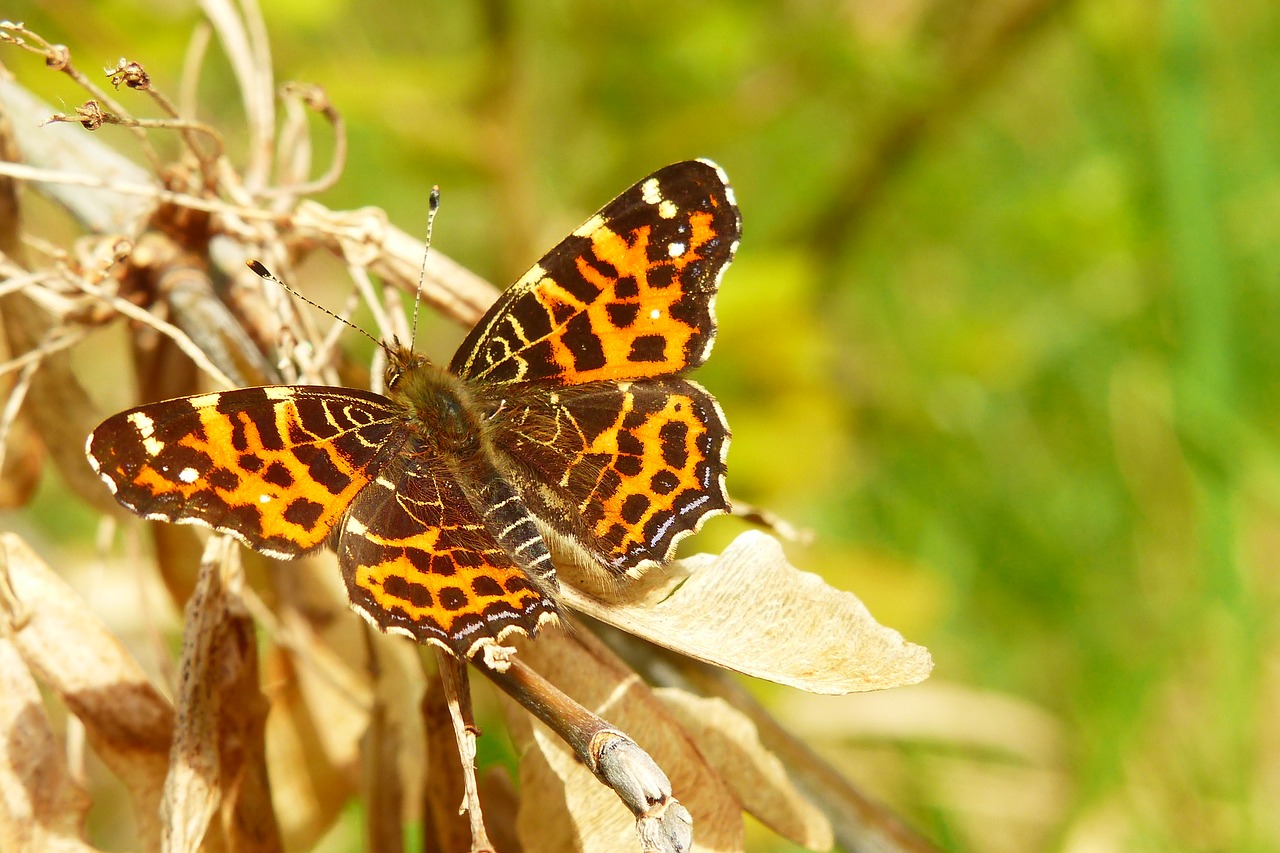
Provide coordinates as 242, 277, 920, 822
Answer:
468, 468, 559, 597
384, 356, 560, 599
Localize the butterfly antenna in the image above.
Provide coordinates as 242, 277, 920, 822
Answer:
246, 260, 384, 351
409, 185, 441, 353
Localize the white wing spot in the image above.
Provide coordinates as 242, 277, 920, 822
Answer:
346, 517, 368, 534
178, 467, 199, 484
573, 214, 605, 238
259, 493, 272, 504
129, 412, 165, 454
641, 178, 663, 205
668, 241, 686, 258
649, 308, 661, 320
128, 411, 155, 438
265, 386, 294, 400
188, 392, 221, 409
658, 199, 678, 220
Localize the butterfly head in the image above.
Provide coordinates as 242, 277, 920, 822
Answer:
383, 339, 432, 393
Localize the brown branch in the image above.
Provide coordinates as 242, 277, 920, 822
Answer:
474, 650, 693, 853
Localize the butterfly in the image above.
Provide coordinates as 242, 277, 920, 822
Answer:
87, 159, 739, 658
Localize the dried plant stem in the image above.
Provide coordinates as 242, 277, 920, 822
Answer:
178, 21, 214, 118
0, 270, 55, 299
0, 325, 86, 476
66, 272, 237, 390
308, 289, 361, 382
347, 262, 398, 346
0, 325, 85, 378
265, 83, 347, 197
0, 161, 247, 221
161, 259, 279, 387
475, 651, 693, 852
195, 0, 275, 190
434, 650, 495, 853
0, 21, 164, 170
47, 111, 226, 167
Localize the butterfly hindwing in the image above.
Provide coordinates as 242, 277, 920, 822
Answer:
482, 377, 730, 573
450, 160, 740, 386
87, 386, 406, 558
334, 456, 558, 655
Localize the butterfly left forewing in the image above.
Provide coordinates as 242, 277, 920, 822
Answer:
88, 386, 406, 558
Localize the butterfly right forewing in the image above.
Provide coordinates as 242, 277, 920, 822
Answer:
87, 385, 408, 558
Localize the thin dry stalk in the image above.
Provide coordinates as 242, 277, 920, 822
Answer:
0, 14, 941, 853
435, 650, 495, 853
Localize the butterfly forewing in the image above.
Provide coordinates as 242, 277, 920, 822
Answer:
88, 386, 407, 557
450, 160, 740, 386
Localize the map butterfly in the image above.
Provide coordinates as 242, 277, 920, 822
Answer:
87, 160, 739, 658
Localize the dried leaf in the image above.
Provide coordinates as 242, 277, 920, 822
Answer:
160, 535, 281, 853
655, 689, 833, 850
668, 666, 942, 853
561, 532, 932, 695
1, 533, 172, 850
161, 537, 235, 853
261, 650, 361, 850
501, 630, 744, 853
261, 605, 371, 849
421, 672, 472, 853
361, 698, 404, 853
0, 410, 43, 510
0, 635, 97, 852
215, 606, 280, 851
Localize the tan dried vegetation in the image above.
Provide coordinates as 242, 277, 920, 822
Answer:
0, 6, 931, 852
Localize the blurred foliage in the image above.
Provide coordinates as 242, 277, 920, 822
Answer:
6, 0, 1280, 851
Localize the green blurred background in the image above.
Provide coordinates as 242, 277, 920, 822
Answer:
8, 0, 1280, 850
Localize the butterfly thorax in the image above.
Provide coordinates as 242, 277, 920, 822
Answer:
382, 345, 560, 599
387, 356, 486, 460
